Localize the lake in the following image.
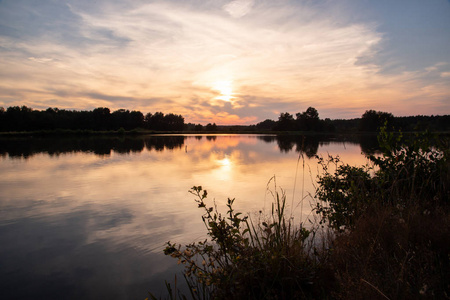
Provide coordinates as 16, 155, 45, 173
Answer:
0, 134, 378, 299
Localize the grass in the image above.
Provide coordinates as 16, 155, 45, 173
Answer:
329, 204, 449, 299
154, 185, 327, 300
149, 127, 449, 300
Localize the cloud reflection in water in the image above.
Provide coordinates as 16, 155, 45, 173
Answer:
0, 134, 375, 299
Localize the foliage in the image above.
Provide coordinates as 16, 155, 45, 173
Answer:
0, 105, 185, 132
296, 107, 320, 131
273, 107, 324, 132
157, 185, 327, 300
274, 112, 296, 131
372, 128, 448, 205
151, 126, 449, 299
314, 155, 373, 231
359, 110, 394, 132
2, 105, 449, 133
329, 205, 450, 299
145, 112, 184, 131
314, 125, 449, 299
315, 125, 449, 231
255, 119, 277, 130
205, 123, 218, 131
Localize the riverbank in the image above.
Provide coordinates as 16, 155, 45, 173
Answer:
1, 127, 449, 137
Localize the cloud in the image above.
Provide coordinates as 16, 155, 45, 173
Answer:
28, 57, 54, 64
223, 0, 254, 18
0, 0, 449, 122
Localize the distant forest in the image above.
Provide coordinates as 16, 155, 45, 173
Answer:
0, 106, 184, 132
0, 105, 449, 133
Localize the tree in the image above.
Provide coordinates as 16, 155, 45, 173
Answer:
296, 107, 320, 131
0, 106, 185, 132
147, 112, 165, 130
0, 107, 5, 131
144, 112, 184, 131
256, 119, 276, 130
4, 106, 34, 131
274, 112, 295, 131
129, 110, 144, 129
304, 107, 319, 120
164, 113, 184, 131
359, 110, 394, 132
205, 123, 218, 131
194, 124, 204, 131
93, 107, 111, 130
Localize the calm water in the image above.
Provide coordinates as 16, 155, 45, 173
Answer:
0, 134, 377, 299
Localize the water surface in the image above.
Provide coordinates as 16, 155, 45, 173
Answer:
0, 134, 376, 299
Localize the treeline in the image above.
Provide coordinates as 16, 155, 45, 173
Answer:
255, 107, 450, 132
0, 106, 184, 132
1, 105, 449, 133
261, 107, 334, 132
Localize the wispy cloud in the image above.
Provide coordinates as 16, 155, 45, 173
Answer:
0, 0, 449, 123
223, 0, 254, 18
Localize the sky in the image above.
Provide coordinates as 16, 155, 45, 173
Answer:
0, 0, 449, 124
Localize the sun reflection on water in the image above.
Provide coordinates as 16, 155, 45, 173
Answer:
217, 156, 231, 168
0, 135, 374, 299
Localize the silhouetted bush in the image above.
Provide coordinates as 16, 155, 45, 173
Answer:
151, 127, 449, 300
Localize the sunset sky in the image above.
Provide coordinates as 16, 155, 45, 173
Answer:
0, 0, 449, 124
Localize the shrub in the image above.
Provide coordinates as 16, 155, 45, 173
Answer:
151, 127, 449, 299
327, 202, 450, 299
154, 185, 330, 300
314, 126, 449, 299
315, 126, 449, 231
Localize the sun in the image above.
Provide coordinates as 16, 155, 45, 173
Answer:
213, 80, 235, 102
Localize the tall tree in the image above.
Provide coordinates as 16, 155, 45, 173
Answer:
275, 112, 295, 131
296, 107, 320, 131
359, 110, 394, 132
93, 107, 111, 130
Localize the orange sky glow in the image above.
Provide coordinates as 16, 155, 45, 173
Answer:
0, 0, 449, 124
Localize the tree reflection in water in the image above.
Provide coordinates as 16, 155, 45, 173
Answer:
0, 134, 382, 160
0, 134, 379, 299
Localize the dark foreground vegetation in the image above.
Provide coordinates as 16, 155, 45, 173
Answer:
150, 128, 449, 300
1, 105, 449, 134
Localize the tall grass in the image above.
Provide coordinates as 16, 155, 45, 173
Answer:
314, 128, 449, 299
149, 128, 449, 300
153, 184, 328, 300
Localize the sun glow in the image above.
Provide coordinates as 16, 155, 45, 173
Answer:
213, 80, 235, 102
208, 154, 234, 182
218, 156, 232, 168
